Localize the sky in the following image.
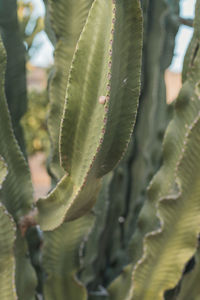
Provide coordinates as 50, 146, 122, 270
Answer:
170, 0, 196, 72
28, 0, 196, 73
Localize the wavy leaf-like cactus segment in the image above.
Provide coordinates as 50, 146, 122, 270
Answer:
0, 38, 34, 221
0, 203, 17, 300
47, 0, 94, 179
177, 248, 200, 300
129, 0, 200, 269
128, 2, 200, 299
0, 156, 7, 187
38, 0, 142, 231
93, 0, 142, 177
38, 173, 101, 230
130, 115, 200, 300
43, 214, 94, 300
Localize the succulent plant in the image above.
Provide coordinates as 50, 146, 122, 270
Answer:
1, 0, 200, 299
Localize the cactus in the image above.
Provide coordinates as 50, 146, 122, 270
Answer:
46, 0, 94, 180
176, 247, 200, 300
42, 214, 94, 300
79, 0, 179, 292
0, 203, 16, 300
0, 0, 28, 154
126, 1, 200, 299
0, 38, 37, 299
1, 0, 200, 299
37, 0, 142, 231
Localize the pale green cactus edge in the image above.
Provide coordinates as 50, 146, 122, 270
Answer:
127, 1, 200, 299
37, 0, 143, 231
47, 0, 94, 180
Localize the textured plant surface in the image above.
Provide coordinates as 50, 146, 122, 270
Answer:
0, 0, 28, 153
37, 0, 142, 231
1, 0, 200, 299
128, 1, 200, 299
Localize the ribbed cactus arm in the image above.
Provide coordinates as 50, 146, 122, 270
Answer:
0, 203, 17, 300
92, 0, 142, 177
37, 0, 115, 230
37, 0, 142, 231
59, 0, 114, 181
60, 0, 142, 179
47, 0, 94, 179
42, 214, 94, 300
130, 116, 200, 300
0, 37, 37, 299
0, 38, 34, 221
127, 1, 200, 299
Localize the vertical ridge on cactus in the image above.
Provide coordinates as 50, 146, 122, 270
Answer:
47, 0, 94, 180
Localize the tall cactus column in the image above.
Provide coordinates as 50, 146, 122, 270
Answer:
0, 0, 27, 154
37, 0, 143, 231
80, 0, 180, 293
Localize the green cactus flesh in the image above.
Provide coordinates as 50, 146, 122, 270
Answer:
0, 0, 28, 153
80, 0, 179, 292
0, 38, 33, 221
37, 0, 142, 231
0, 203, 17, 300
42, 214, 94, 300
80, 173, 113, 286
177, 248, 200, 300
127, 1, 200, 299
0, 38, 37, 300
47, 0, 94, 179
14, 231, 37, 300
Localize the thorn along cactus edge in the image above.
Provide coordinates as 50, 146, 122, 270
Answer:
0, 0, 200, 299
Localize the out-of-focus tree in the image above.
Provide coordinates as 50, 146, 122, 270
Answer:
17, 0, 44, 60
